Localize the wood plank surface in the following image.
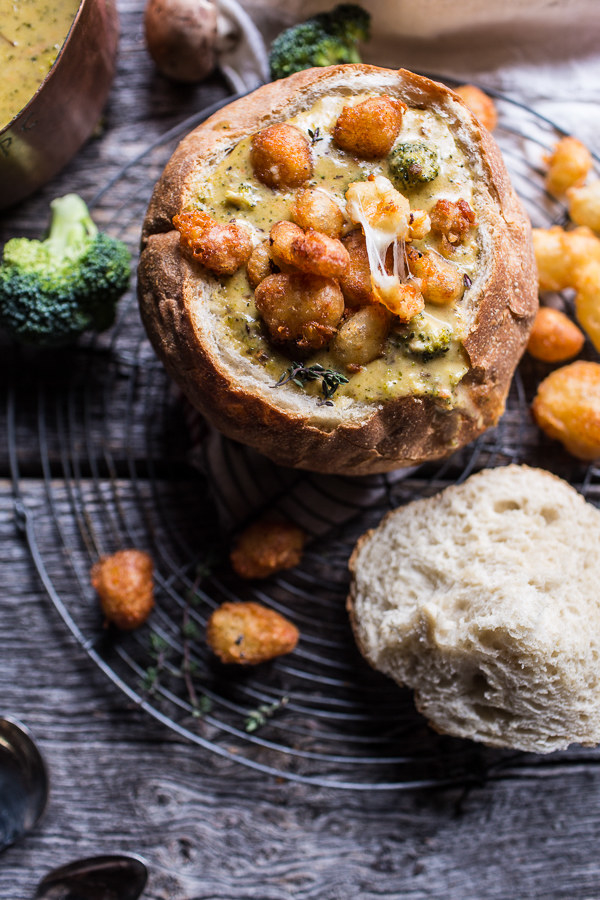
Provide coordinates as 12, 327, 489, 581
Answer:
3, 487, 600, 900
2, 2, 600, 898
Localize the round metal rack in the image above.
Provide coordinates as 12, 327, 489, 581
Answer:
7, 82, 600, 790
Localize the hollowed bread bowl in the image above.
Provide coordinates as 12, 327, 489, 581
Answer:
138, 65, 537, 475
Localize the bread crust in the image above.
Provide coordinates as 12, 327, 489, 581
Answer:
346, 465, 600, 752
138, 65, 537, 475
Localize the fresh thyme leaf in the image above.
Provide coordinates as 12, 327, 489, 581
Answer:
244, 697, 290, 733
307, 126, 323, 145
195, 554, 218, 579
182, 620, 200, 641
144, 552, 218, 708
184, 551, 222, 608
141, 666, 159, 692
321, 368, 350, 399
192, 695, 212, 718
464, 273, 472, 288
150, 632, 169, 656
272, 362, 349, 403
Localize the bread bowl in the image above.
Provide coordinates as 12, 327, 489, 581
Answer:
138, 65, 537, 475
348, 465, 600, 753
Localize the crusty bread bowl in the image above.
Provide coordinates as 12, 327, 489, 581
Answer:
348, 465, 600, 753
138, 65, 537, 475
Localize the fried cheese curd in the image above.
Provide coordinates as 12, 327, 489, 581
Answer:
532, 226, 573, 292
567, 181, 600, 233
206, 601, 299, 665
291, 188, 346, 238
230, 518, 306, 579
90, 549, 154, 630
250, 123, 313, 189
269, 220, 350, 279
247, 240, 273, 287
406, 246, 465, 306
533, 225, 600, 351
333, 95, 407, 159
173, 211, 252, 275
344, 175, 427, 320
574, 258, 600, 352
532, 361, 600, 460
255, 272, 344, 351
339, 229, 377, 307
527, 307, 584, 363
182, 90, 481, 406
455, 84, 498, 132
544, 136, 593, 197
430, 198, 476, 254
332, 304, 392, 370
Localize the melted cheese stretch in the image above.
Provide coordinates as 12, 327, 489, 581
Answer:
194, 93, 479, 408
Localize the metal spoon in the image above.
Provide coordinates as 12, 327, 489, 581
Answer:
0, 717, 48, 853
34, 855, 148, 900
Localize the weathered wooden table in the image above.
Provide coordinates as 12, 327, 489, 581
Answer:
2, 4, 600, 897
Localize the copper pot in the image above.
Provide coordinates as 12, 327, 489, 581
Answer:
0, 0, 119, 210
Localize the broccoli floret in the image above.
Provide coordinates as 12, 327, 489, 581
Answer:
400, 313, 453, 362
0, 193, 131, 346
269, 4, 371, 81
388, 141, 440, 190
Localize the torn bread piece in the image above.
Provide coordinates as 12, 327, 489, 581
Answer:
349, 465, 600, 753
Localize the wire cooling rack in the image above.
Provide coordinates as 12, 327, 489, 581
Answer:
7, 82, 600, 790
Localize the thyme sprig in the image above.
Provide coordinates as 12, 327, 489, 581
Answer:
245, 697, 290, 733
307, 126, 323, 145
180, 558, 219, 717
140, 552, 297, 732
141, 632, 170, 692
141, 557, 219, 719
273, 362, 349, 406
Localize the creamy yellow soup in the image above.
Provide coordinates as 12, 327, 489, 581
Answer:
0, 0, 80, 129
188, 94, 481, 409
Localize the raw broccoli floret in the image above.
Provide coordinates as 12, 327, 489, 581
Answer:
401, 313, 452, 362
269, 4, 371, 81
0, 193, 131, 346
388, 141, 440, 190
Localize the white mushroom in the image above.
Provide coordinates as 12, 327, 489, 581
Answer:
144, 0, 218, 83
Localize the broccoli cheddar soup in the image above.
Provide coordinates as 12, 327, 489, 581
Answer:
174, 93, 484, 410
0, 0, 80, 129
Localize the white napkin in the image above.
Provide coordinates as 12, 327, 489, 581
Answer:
216, 0, 269, 91
183, 400, 417, 537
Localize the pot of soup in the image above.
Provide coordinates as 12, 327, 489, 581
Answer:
0, 0, 119, 209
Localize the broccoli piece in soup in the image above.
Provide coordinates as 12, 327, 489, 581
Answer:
401, 313, 453, 362
389, 141, 440, 190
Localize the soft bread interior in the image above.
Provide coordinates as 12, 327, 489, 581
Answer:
349, 465, 600, 752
